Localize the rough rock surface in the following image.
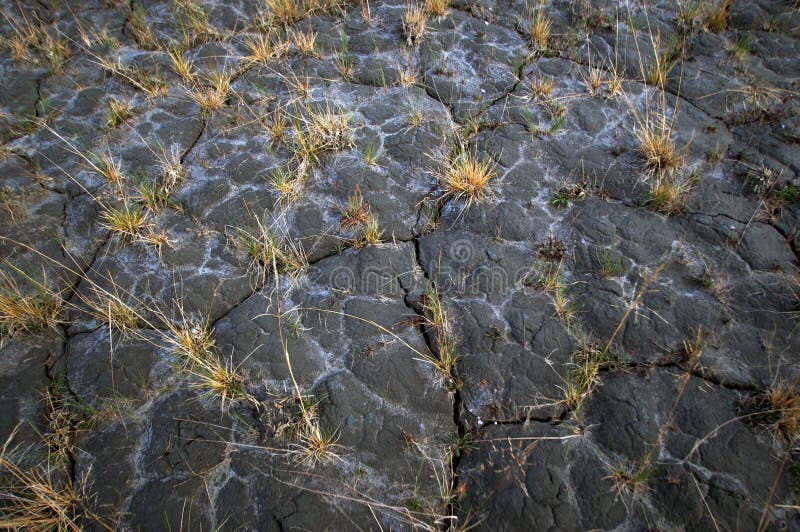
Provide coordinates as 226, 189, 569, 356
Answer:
1, 0, 798, 530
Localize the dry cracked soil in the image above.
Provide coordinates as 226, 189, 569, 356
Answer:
1, 0, 800, 530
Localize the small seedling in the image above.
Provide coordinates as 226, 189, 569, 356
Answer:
362, 140, 380, 165
550, 189, 571, 208
596, 249, 622, 277
728, 33, 753, 63
538, 235, 567, 262
106, 98, 133, 129
341, 185, 371, 229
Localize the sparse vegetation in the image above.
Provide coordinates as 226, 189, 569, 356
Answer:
728, 32, 753, 63
0, 442, 94, 531
99, 59, 167, 98
1, 1, 797, 527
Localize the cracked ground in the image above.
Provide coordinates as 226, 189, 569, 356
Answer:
1, 0, 799, 530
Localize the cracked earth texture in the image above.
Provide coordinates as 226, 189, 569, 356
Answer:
1, 0, 799, 530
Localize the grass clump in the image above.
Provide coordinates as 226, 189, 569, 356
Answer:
425, 0, 449, 16
561, 342, 613, 410
99, 201, 148, 242
703, 0, 731, 33
403, 4, 428, 46
292, 104, 353, 166
173, 0, 216, 48
244, 32, 289, 63
231, 220, 307, 277
635, 113, 682, 174
159, 147, 186, 196
166, 312, 251, 411
186, 352, 249, 411
751, 382, 800, 441
648, 173, 695, 215
127, 4, 159, 49
770, 184, 800, 206
99, 200, 167, 249
288, 422, 343, 467
527, 0, 551, 50
79, 283, 140, 336
645, 34, 682, 88
264, 0, 308, 25
340, 185, 371, 230
605, 460, 653, 497
288, 28, 318, 57
437, 143, 496, 209
0, 453, 88, 531
269, 166, 303, 205
188, 71, 230, 115
135, 178, 180, 213
530, 75, 555, 99
420, 288, 458, 387
264, 0, 347, 26
91, 148, 124, 185
170, 320, 216, 361
105, 98, 133, 129
0, 267, 63, 337
596, 249, 623, 277
167, 48, 195, 81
